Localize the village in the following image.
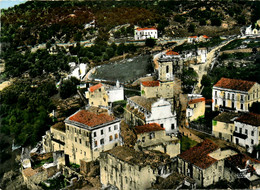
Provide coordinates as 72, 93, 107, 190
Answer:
11, 21, 260, 190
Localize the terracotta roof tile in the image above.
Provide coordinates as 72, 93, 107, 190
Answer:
134, 123, 164, 134
188, 97, 205, 104
214, 77, 256, 92
202, 35, 209, 38
178, 139, 219, 169
136, 27, 157, 31
166, 50, 179, 56
189, 36, 198, 38
226, 153, 260, 169
142, 81, 160, 87
89, 83, 103, 92
69, 110, 115, 127
235, 113, 260, 126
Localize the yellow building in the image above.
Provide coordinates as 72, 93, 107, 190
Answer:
212, 112, 241, 142
186, 96, 206, 121
100, 146, 173, 190
133, 123, 180, 158
85, 83, 109, 107
212, 77, 260, 112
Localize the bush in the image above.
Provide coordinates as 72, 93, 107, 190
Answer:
145, 38, 156, 47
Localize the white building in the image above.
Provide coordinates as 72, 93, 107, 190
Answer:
212, 77, 260, 112
107, 80, 124, 103
69, 63, 88, 80
134, 27, 158, 40
245, 25, 259, 36
126, 97, 178, 135
233, 113, 260, 153
197, 47, 207, 63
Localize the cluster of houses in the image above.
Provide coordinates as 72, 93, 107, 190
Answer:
19, 27, 260, 189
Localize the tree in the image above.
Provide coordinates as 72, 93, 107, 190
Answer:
249, 102, 260, 114
60, 77, 80, 99
211, 17, 222, 26
181, 68, 198, 93
145, 38, 156, 48
188, 24, 195, 33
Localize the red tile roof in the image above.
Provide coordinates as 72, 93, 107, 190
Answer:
214, 77, 256, 92
235, 113, 260, 126
202, 35, 209, 38
89, 83, 103, 92
166, 50, 179, 56
188, 97, 206, 104
134, 123, 165, 134
69, 110, 115, 127
226, 153, 260, 169
136, 27, 157, 31
189, 36, 198, 38
142, 81, 160, 87
178, 139, 219, 169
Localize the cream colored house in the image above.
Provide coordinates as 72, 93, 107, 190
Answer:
212, 112, 241, 142
212, 77, 260, 112
100, 146, 173, 190
186, 94, 206, 121
177, 139, 237, 187
64, 109, 121, 165
133, 123, 180, 158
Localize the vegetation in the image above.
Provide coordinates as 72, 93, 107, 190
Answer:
181, 68, 198, 94
145, 38, 156, 48
60, 77, 80, 99
218, 52, 251, 60
249, 102, 260, 114
180, 136, 198, 152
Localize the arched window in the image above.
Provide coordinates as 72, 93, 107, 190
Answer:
166, 65, 169, 73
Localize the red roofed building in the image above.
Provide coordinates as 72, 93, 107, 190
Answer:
64, 108, 121, 164
135, 27, 157, 40
233, 112, 260, 153
134, 123, 180, 158
212, 77, 260, 112
177, 139, 228, 187
89, 83, 103, 92
141, 81, 160, 87
186, 94, 206, 121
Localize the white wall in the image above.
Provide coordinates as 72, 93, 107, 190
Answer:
135, 29, 158, 40
108, 87, 124, 103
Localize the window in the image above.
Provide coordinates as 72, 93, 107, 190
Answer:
245, 129, 248, 135
235, 126, 237, 131
227, 93, 230, 100
240, 103, 243, 110
252, 131, 254, 136
109, 135, 113, 141
75, 128, 77, 133
166, 65, 169, 73
94, 141, 97, 147
100, 138, 104, 145
101, 129, 104, 135
94, 132, 96, 137
115, 133, 118, 139
171, 124, 175, 130
109, 127, 111, 132
215, 99, 217, 105
194, 104, 197, 108
251, 139, 254, 144
241, 95, 244, 101
85, 141, 88, 147
160, 124, 164, 128
149, 132, 155, 139
142, 136, 145, 142
79, 129, 81, 134
67, 126, 69, 130
84, 151, 86, 156
239, 128, 242, 133
79, 139, 82, 144
75, 137, 77, 142
232, 94, 234, 100
215, 91, 217, 96
80, 150, 82, 154
114, 125, 118, 130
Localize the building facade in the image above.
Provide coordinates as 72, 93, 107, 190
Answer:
186, 95, 206, 121
134, 27, 158, 40
212, 77, 260, 112
233, 113, 260, 153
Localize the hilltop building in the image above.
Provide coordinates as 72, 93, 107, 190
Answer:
134, 27, 158, 40
133, 123, 180, 158
85, 81, 124, 107
212, 78, 260, 112
124, 97, 178, 135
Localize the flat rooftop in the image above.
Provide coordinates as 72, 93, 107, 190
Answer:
209, 149, 238, 160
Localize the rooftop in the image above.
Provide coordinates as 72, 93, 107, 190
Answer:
106, 146, 171, 168
213, 112, 241, 123
214, 77, 256, 92
202, 35, 209, 38
235, 113, 260, 126
166, 50, 179, 56
226, 153, 260, 169
136, 27, 157, 31
209, 149, 238, 161
89, 83, 103, 92
178, 139, 219, 169
129, 96, 157, 112
68, 110, 116, 127
141, 81, 160, 87
189, 36, 198, 38
134, 123, 164, 134
188, 97, 205, 104
51, 122, 65, 132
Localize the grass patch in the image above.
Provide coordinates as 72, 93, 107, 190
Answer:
219, 52, 251, 60
180, 136, 198, 152
34, 157, 54, 169
70, 163, 80, 169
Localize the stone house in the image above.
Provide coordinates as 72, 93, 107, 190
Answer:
186, 94, 206, 121
177, 139, 237, 187
134, 27, 158, 40
64, 109, 122, 165
124, 96, 178, 135
233, 113, 260, 153
224, 153, 260, 189
100, 146, 174, 190
212, 112, 241, 142
141, 81, 160, 99
212, 77, 260, 112
85, 81, 124, 107
133, 123, 180, 158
